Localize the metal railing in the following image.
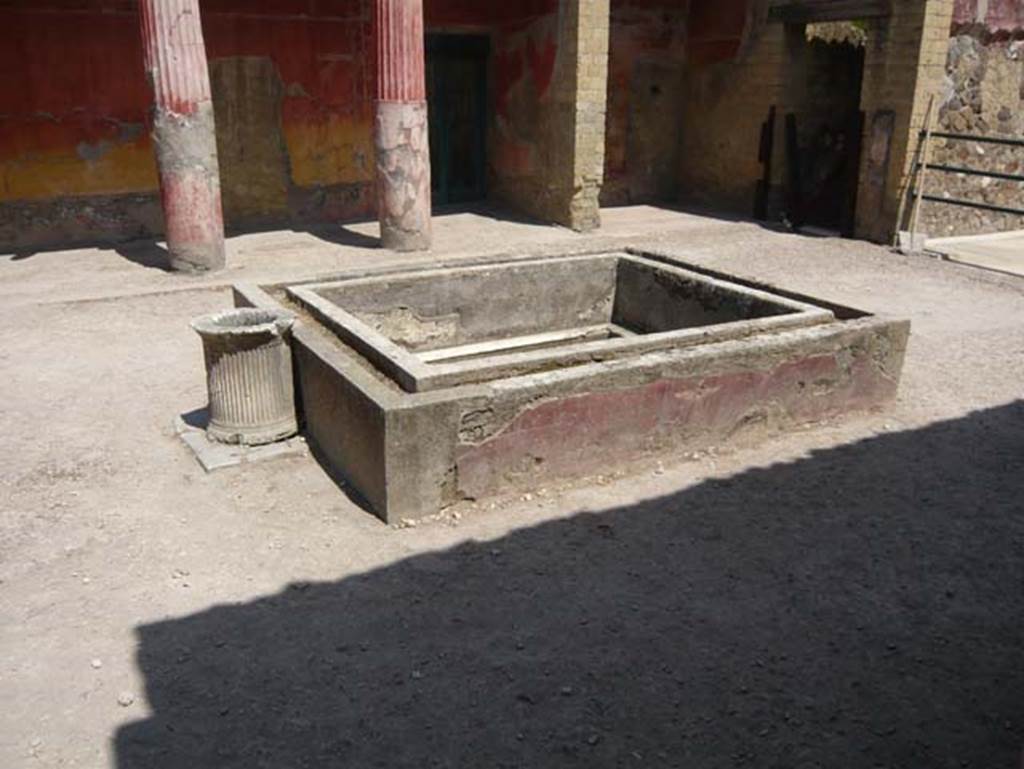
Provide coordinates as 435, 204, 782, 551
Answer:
916, 130, 1024, 217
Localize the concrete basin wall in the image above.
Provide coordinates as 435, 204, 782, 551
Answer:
612, 256, 798, 332
314, 255, 619, 351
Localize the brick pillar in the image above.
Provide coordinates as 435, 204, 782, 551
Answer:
533, 0, 610, 232
567, 0, 610, 232
374, 0, 431, 251
139, 0, 225, 272
855, 0, 955, 242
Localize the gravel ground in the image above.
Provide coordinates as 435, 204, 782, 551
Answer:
1, 207, 1023, 768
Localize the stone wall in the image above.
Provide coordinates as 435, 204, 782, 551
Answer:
675, 0, 961, 244
917, 28, 1024, 237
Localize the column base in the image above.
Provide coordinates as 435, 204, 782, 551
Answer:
153, 104, 226, 272
374, 100, 432, 252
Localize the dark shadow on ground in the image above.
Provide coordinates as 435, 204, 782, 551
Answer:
430, 200, 562, 227
115, 402, 1024, 768
601, 200, 854, 243
301, 223, 381, 249
3, 238, 173, 270
113, 239, 172, 271
298, 202, 556, 251
179, 407, 209, 431
2, 201, 801, 267
602, 199, 792, 230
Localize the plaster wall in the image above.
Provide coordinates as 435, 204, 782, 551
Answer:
448, 0, 608, 231
429, 1, 569, 226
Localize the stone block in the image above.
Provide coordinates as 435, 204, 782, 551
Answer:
175, 412, 308, 473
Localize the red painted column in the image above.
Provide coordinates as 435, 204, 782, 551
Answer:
139, 0, 225, 272
374, 0, 432, 251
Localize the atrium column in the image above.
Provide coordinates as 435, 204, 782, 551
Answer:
139, 0, 226, 271
374, 0, 432, 251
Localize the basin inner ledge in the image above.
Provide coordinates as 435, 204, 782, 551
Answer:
234, 249, 910, 523
285, 252, 834, 392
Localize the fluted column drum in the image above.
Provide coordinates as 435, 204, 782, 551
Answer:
191, 309, 297, 445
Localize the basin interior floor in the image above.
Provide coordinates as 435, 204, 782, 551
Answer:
1, 206, 1023, 768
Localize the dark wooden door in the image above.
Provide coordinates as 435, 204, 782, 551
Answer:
426, 34, 488, 205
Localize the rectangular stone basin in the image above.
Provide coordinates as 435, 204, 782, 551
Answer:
235, 248, 909, 524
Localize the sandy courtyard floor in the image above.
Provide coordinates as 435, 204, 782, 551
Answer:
2, 207, 1023, 768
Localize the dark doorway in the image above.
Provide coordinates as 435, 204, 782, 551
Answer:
426, 34, 489, 205
785, 33, 866, 236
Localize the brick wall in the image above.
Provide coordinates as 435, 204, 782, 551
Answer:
855, 0, 955, 242
495, 0, 609, 231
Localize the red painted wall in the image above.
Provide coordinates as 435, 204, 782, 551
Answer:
425, 0, 557, 29
601, 0, 755, 205
0, 1, 153, 201
953, 0, 1024, 33
0, 0, 376, 205
424, 0, 560, 184
2, 0, 762, 241
0, 0, 564, 231
687, 0, 748, 67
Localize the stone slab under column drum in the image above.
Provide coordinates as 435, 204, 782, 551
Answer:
375, 101, 431, 252
175, 412, 308, 473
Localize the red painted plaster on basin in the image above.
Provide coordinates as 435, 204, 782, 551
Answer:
455, 350, 896, 499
